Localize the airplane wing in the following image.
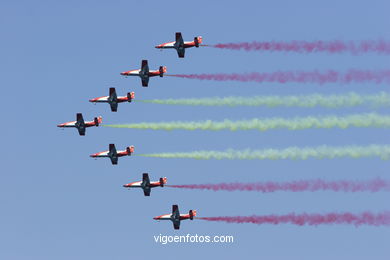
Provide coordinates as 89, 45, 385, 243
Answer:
109, 144, 117, 154
141, 60, 149, 72
143, 187, 151, 196
110, 157, 118, 165
172, 205, 179, 215
173, 222, 180, 230
177, 48, 185, 58
175, 32, 185, 58
110, 102, 118, 112
142, 173, 150, 184
108, 144, 118, 164
141, 77, 149, 87
76, 113, 84, 125
175, 32, 184, 45
109, 87, 117, 98
77, 127, 86, 136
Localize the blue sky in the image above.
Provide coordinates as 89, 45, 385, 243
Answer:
1, 0, 389, 259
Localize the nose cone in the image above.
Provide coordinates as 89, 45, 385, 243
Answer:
155, 44, 162, 49
123, 184, 129, 188
57, 123, 64, 127
153, 216, 159, 220
120, 71, 128, 76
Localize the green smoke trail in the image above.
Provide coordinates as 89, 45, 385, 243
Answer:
104, 113, 390, 131
136, 92, 390, 108
137, 145, 390, 160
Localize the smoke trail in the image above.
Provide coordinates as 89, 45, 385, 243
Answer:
168, 70, 390, 84
138, 92, 390, 108
198, 212, 390, 227
212, 40, 390, 54
168, 178, 390, 193
104, 113, 390, 131
138, 145, 390, 160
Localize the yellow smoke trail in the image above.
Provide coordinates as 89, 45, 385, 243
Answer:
137, 145, 390, 160
104, 113, 390, 131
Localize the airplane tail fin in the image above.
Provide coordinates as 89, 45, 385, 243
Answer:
159, 177, 167, 187
94, 116, 102, 126
127, 92, 135, 102
189, 210, 196, 220
126, 145, 134, 155
194, 36, 202, 47
159, 66, 167, 77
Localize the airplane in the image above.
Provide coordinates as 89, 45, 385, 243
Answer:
90, 144, 134, 165
123, 173, 167, 196
89, 87, 134, 112
153, 205, 196, 230
120, 60, 166, 87
155, 32, 203, 58
57, 113, 102, 136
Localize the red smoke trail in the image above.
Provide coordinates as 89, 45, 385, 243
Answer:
212, 40, 390, 54
198, 212, 390, 227
167, 70, 390, 84
168, 179, 390, 193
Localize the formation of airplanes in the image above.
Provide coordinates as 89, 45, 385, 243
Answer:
58, 32, 202, 229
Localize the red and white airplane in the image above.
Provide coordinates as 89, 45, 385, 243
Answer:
90, 144, 134, 165
89, 87, 134, 112
153, 205, 197, 230
155, 32, 203, 58
120, 60, 166, 87
123, 173, 167, 196
57, 113, 102, 136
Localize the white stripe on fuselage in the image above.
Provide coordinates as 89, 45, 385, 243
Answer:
95, 151, 109, 157
126, 69, 141, 75
61, 121, 77, 127
93, 96, 109, 102
157, 214, 171, 220
128, 181, 142, 187
160, 41, 175, 48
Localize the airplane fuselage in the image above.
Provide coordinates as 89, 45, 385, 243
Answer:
124, 180, 161, 188
57, 120, 96, 128
153, 213, 192, 221
156, 40, 198, 49
89, 96, 129, 103
120, 69, 161, 78
90, 149, 130, 158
